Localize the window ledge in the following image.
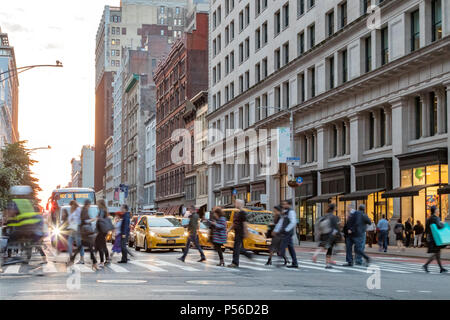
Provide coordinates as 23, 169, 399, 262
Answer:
362, 145, 392, 156
328, 154, 350, 163
408, 134, 447, 147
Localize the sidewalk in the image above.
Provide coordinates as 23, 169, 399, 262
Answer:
296, 241, 450, 260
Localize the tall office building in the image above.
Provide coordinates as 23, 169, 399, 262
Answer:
0, 27, 19, 148
95, 0, 187, 193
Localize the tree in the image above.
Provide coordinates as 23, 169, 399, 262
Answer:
0, 141, 42, 208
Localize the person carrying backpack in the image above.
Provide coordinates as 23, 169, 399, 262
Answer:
394, 219, 405, 252
312, 203, 341, 269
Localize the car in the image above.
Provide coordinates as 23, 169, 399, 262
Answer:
133, 215, 187, 252
222, 206, 273, 253
177, 217, 214, 249
127, 215, 140, 247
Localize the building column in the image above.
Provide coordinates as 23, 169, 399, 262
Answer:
316, 125, 328, 216
344, 121, 350, 155
384, 106, 392, 146
390, 97, 409, 243
349, 113, 363, 194
435, 87, 446, 135
373, 109, 380, 148
445, 81, 450, 223
336, 123, 343, 156
419, 92, 429, 138
305, 134, 311, 163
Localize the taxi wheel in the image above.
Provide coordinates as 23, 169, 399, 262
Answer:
169, 249, 175, 252
134, 240, 140, 251
144, 238, 152, 253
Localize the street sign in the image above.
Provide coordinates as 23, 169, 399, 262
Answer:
287, 157, 301, 167
232, 189, 237, 195
296, 177, 304, 185
260, 194, 268, 204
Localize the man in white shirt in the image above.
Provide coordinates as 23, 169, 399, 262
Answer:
273, 200, 299, 268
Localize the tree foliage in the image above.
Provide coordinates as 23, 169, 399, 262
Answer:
0, 141, 42, 209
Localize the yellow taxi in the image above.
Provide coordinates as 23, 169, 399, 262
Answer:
222, 206, 273, 253
133, 215, 188, 252
177, 217, 213, 248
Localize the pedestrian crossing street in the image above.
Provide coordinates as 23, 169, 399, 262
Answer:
1, 249, 448, 276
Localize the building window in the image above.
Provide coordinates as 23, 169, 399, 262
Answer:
341, 49, 348, 83
274, 48, 281, 71
369, 112, 375, 149
245, 37, 250, 59
283, 81, 289, 109
255, 28, 261, 50
298, 31, 305, 56
245, 71, 249, 90
339, 1, 347, 29
362, 0, 369, 15
327, 10, 335, 37
239, 42, 244, 63
381, 26, 389, 66
230, 21, 235, 41
309, 67, 315, 98
225, 56, 229, 74
332, 125, 338, 157
255, 97, 261, 122
239, 75, 244, 93
283, 3, 289, 28
255, 0, 261, 15
365, 36, 372, 73
430, 92, 438, 136
262, 22, 268, 45
298, 0, 305, 16
274, 10, 281, 35
432, 0, 442, 42
245, 5, 250, 27
262, 57, 268, 78
308, 0, 315, 9
230, 51, 235, 71
328, 56, 335, 89
308, 24, 315, 48
262, 93, 268, 118
255, 63, 261, 83
283, 42, 289, 65
380, 109, 386, 147
411, 9, 420, 52
342, 123, 347, 155
297, 72, 305, 102
275, 86, 281, 112
239, 10, 244, 31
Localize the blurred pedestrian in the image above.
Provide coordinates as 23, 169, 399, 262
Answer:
273, 200, 299, 269
95, 200, 111, 268
394, 219, 405, 252
312, 203, 340, 268
377, 215, 390, 252
405, 217, 413, 247
343, 204, 355, 266
178, 208, 206, 263
344, 204, 371, 267
66, 200, 85, 264
266, 205, 288, 266
110, 211, 123, 259
118, 204, 131, 263
68, 200, 98, 271
228, 199, 253, 268
209, 207, 227, 266
413, 220, 424, 248
423, 206, 448, 273
366, 220, 376, 248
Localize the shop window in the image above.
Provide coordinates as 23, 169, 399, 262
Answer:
401, 169, 412, 187
413, 167, 426, 185
426, 164, 440, 184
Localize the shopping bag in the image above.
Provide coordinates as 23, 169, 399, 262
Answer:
430, 223, 450, 246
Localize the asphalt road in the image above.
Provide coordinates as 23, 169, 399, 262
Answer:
1, 242, 449, 300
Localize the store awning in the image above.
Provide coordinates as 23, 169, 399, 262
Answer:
306, 192, 344, 204
339, 188, 385, 201
381, 184, 439, 198
438, 185, 450, 195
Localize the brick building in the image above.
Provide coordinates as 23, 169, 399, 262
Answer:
154, 12, 208, 213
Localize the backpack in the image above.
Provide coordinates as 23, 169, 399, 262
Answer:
318, 216, 332, 235
394, 224, 403, 234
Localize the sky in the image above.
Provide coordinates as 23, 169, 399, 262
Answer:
0, 0, 120, 204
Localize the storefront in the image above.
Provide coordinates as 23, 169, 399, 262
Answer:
235, 185, 250, 203
250, 182, 266, 208
220, 189, 232, 206
382, 148, 448, 223
340, 158, 393, 224
307, 166, 350, 224
295, 171, 317, 241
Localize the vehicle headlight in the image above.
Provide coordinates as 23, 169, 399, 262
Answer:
51, 227, 61, 237
248, 228, 259, 235
184, 231, 189, 237
149, 231, 156, 237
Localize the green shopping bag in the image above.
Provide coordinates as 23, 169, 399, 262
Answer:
430, 222, 450, 246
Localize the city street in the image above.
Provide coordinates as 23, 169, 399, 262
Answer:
1, 243, 449, 300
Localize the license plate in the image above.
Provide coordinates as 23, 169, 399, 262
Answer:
167, 240, 176, 244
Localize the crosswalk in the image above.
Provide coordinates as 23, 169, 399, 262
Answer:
1, 250, 447, 276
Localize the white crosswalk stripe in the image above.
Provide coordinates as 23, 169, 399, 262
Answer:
4, 265, 21, 274
152, 260, 200, 272
129, 260, 168, 272
43, 262, 58, 273
107, 263, 130, 273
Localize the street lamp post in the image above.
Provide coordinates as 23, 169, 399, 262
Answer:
0, 61, 63, 83
28, 145, 51, 152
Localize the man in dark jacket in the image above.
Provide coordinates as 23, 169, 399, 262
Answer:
179, 208, 206, 263
405, 218, 413, 247
118, 204, 131, 263
343, 204, 371, 266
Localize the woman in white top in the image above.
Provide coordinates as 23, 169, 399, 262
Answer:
366, 220, 376, 248
67, 201, 85, 263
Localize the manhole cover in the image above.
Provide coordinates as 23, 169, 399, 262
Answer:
97, 279, 147, 284
186, 280, 235, 285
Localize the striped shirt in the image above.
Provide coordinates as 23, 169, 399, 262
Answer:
212, 217, 227, 244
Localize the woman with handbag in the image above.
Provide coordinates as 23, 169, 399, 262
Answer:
67, 200, 99, 271
95, 200, 111, 268
209, 207, 227, 266
423, 206, 448, 273
66, 201, 85, 264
